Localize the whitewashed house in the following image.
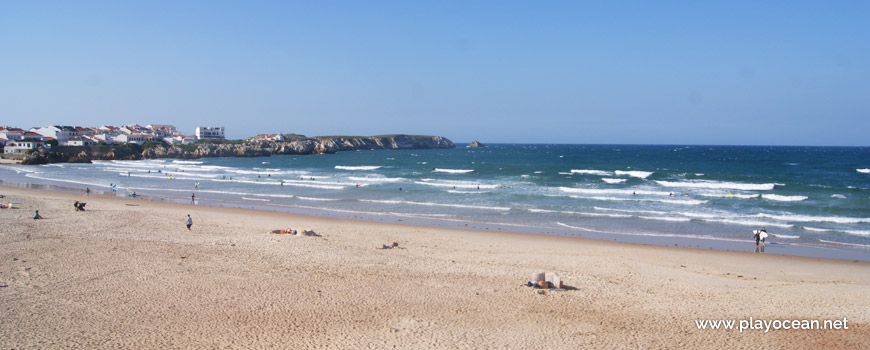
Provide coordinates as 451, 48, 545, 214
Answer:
113, 133, 158, 145
67, 137, 99, 146
3, 140, 45, 158
195, 126, 225, 141
0, 127, 25, 141
165, 134, 196, 145
32, 125, 80, 145
251, 134, 284, 141
146, 124, 177, 137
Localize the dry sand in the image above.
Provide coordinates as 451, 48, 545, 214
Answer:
1, 186, 868, 349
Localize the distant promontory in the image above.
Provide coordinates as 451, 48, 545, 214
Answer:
21, 135, 454, 164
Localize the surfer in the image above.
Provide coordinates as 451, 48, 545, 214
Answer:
754, 227, 768, 253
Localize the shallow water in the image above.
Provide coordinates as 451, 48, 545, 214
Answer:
3, 144, 869, 260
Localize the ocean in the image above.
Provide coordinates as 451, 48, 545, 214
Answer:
3, 144, 869, 260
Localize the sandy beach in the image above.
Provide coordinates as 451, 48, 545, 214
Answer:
1, 186, 868, 349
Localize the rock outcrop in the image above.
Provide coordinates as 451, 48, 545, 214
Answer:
467, 141, 485, 148
21, 145, 141, 165
141, 135, 454, 159
19, 135, 453, 164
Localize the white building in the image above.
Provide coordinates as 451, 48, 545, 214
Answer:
146, 124, 177, 137
3, 140, 44, 157
32, 125, 81, 145
1, 127, 25, 141
88, 134, 113, 145
195, 126, 225, 141
113, 133, 158, 145
251, 134, 284, 141
165, 135, 196, 145
67, 137, 99, 146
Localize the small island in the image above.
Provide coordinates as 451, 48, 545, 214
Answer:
467, 140, 485, 148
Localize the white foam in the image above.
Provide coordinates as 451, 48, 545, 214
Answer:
25, 173, 115, 189
359, 199, 509, 211
773, 234, 800, 239
761, 194, 808, 202
655, 180, 776, 191
558, 187, 671, 196
818, 240, 870, 248
697, 192, 760, 199
415, 181, 497, 189
844, 230, 870, 237
831, 194, 847, 199
614, 170, 653, 179
296, 196, 339, 201
447, 190, 487, 194
242, 197, 270, 202
172, 160, 203, 164
637, 216, 692, 222
570, 169, 612, 176
574, 196, 707, 206
335, 165, 382, 171
760, 213, 870, 224
555, 222, 746, 243
857, 169, 870, 174
348, 176, 404, 183
6, 166, 38, 174
703, 218, 794, 229
528, 208, 632, 218
433, 168, 474, 174
602, 178, 627, 184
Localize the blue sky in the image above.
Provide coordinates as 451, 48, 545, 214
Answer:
1, 1, 868, 145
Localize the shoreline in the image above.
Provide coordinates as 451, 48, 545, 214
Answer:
2, 186, 868, 348
3, 175, 868, 262
4, 184, 867, 265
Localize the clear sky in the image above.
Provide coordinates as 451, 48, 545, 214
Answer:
1, 1, 868, 145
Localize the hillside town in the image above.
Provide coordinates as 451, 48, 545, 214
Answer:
0, 124, 232, 159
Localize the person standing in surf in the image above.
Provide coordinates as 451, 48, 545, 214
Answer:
759, 227, 768, 253
754, 230, 760, 252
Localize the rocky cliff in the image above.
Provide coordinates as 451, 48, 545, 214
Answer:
21, 145, 141, 165
140, 135, 455, 159
20, 135, 453, 164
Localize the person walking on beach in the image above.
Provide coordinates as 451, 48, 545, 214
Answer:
86, 187, 90, 195
186, 214, 193, 231
191, 193, 196, 203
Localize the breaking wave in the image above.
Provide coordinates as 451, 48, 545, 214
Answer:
655, 180, 776, 191
335, 165, 382, 171
433, 168, 474, 174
